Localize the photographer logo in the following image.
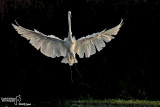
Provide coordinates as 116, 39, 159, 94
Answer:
1, 95, 31, 106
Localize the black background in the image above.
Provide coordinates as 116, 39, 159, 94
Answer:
0, 0, 159, 103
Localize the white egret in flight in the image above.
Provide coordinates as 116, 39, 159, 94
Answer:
12, 11, 123, 66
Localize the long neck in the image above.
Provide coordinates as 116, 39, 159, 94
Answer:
68, 14, 72, 39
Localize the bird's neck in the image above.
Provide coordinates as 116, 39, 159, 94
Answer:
68, 14, 72, 41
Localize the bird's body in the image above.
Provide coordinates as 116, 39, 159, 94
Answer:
62, 37, 77, 66
12, 11, 123, 66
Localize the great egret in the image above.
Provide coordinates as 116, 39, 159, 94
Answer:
12, 11, 123, 66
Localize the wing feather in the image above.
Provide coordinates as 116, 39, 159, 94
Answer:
75, 19, 123, 58
12, 23, 67, 58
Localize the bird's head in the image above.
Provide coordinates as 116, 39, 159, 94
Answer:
68, 11, 72, 17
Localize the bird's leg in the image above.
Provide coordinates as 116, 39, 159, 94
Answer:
69, 66, 73, 84
74, 58, 83, 79
75, 64, 83, 79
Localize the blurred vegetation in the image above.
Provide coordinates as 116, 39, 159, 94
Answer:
0, 0, 159, 102
65, 99, 160, 107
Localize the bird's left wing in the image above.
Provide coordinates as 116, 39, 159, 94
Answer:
12, 23, 67, 58
75, 19, 123, 58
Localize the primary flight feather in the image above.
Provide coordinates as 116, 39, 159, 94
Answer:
12, 11, 123, 66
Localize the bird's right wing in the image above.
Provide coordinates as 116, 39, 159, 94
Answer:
75, 19, 123, 58
12, 23, 67, 58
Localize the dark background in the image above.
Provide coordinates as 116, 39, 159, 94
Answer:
0, 0, 159, 103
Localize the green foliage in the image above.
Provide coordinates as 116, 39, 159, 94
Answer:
65, 99, 160, 107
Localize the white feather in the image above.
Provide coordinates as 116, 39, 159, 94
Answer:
12, 11, 123, 66
75, 19, 123, 58
12, 24, 67, 58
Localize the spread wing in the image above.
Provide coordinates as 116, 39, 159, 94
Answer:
75, 19, 123, 58
12, 23, 67, 58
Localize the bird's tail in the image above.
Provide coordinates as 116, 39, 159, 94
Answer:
61, 57, 68, 64
61, 56, 78, 66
